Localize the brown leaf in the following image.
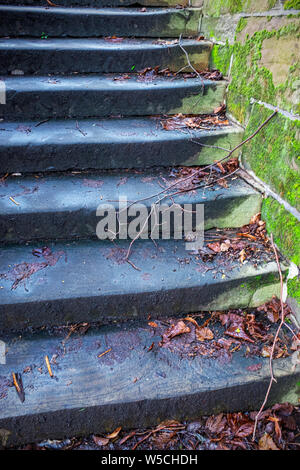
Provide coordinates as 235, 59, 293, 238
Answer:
235, 422, 254, 438
224, 324, 255, 343
206, 413, 227, 434
92, 435, 109, 447
239, 249, 246, 264
207, 242, 221, 253
160, 321, 191, 345
106, 426, 122, 439
196, 326, 214, 342
148, 321, 158, 328
258, 433, 279, 450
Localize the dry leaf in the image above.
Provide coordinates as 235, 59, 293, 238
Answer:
196, 327, 214, 342
93, 435, 109, 447
106, 426, 122, 440
258, 433, 279, 450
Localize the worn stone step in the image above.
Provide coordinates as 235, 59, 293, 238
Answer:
0, 321, 298, 447
0, 117, 243, 173
0, 38, 212, 74
0, 75, 225, 120
0, 238, 285, 331
0, 6, 202, 38
0, 171, 262, 243
0, 0, 202, 6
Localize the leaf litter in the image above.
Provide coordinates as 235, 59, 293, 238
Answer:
21, 402, 300, 450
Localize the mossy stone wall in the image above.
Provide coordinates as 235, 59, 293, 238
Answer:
201, 2, 300, 306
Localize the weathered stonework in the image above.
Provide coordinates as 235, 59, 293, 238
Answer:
205, 5, 300, 308
242, 103, 300, 211
261, 197, 300, 266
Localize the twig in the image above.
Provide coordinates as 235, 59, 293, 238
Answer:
125, 111, 278, 211
252, 233, 284, 441
178, 34, 205, 92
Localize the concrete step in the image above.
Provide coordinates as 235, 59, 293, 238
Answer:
0, 117, 243, 173
0, 238, 285, 331
0, 38, 212, 74
0, 172, 262, 243
0, 74, 225, 120
0, 320, 298, 447
0, 6, 202, 38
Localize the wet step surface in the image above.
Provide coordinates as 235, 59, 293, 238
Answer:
0, 319, 298, 446
0, 237, 285, 331
0, 171, 261, 242
0, 117, 243, 173
0, 38, 212, 74
0, 6, 202, 38
0, 74, 225, 120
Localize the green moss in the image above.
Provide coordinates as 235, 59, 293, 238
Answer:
203, 0, 278, 16
284, 0, 300, 9
242, 104, 300, 211
226, 21, 300, 121
236, 17, 248, 33
261, 197, 300, 266
287, 277, 300, 305
210, 42, 233, 75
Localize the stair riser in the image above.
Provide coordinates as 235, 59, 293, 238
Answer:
0, 39, 212, 74
0, 121, 242, 173
0, 7, 201, 38
0, 374, 297, 447
0, 322, 297, 447
0, 196, 261, 244
0, 237, 283, 331
0, 80, 225, 120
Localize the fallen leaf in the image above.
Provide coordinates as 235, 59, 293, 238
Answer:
224, 324, 254, 343
207, 242, 221, 253
160, 321, 191, 345
206, 413, 226, 434
196, 326, 214, 342
258, 433, 279, 450
93, 435, 109, 447
106, 426, 122, 440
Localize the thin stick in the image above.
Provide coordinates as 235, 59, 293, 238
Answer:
252, 233, 284, 441
125, 111, 278, 210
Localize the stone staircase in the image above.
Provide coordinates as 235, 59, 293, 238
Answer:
0, 1, 298, 447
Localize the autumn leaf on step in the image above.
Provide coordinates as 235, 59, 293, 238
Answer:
258, 433, 279, 450
239, 249, 246, 264
92, 435, 109, 447
196, 326, 214, 342
160, 321, 191, 346
207, 242, 221, 253
224, 323, 254, 343
205, 413, 227, 434
106, 427, 122, 440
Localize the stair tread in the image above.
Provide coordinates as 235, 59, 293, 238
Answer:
0, 237, 284, 330
0, 37, 212, 74
0, 74, 226, 120
0, 171, 261, 242
0, 116, 243, 173
0, 171, 258, 215
0, 320, 298, 446
0, 5, 202, 38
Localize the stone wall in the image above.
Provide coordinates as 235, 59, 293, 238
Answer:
200, 0, 300, 311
